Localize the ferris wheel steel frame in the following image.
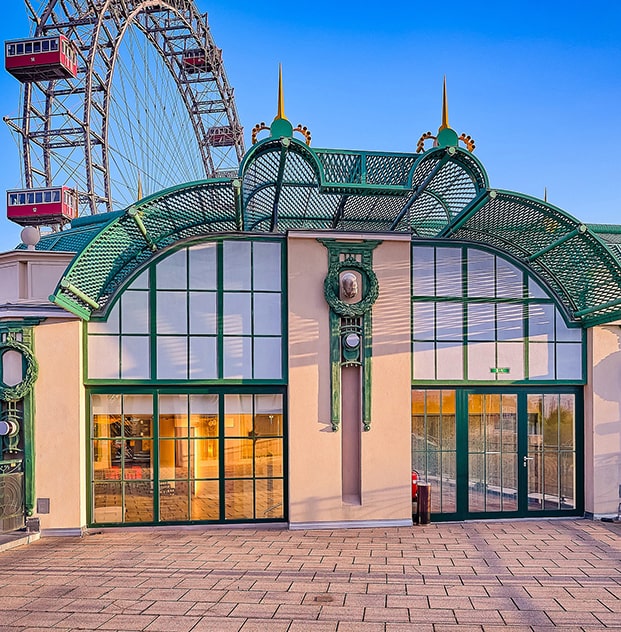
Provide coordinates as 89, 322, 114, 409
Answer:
10, 0, 245, 215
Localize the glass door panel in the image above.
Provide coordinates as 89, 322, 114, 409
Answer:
527, 393, 575, 512
468, 394, 517, 514
411, 390, 456, 514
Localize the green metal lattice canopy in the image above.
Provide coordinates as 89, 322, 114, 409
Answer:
46, 136, 621, 326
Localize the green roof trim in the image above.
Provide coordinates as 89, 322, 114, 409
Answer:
45, 139, 621, 326
441, 190, 621, 325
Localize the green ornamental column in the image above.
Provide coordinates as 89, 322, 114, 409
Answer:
319, 239, 381, 432
0, 324, 39, 518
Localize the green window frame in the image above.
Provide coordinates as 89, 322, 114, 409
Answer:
411, 242, 585, 385
85, 236, 287, 385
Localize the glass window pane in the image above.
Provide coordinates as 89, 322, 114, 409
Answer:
225, 479, 254, 519
224, 394, 253, 437
497, 303, 523, 341
189, 292, 217, 335
127, 270, 149, 290
191, 480, 219, 520
223, 293, 251, 335
253, 337, 282, 379
529, 342, 555, 380
159, 482, 189, 522
560, 452, 575, 509
122, 394, 153, 415
157, 336, 188, 379
467, 249, 495, 297
435, 247, 462, 297
555, 309, 582, 342
413, 342, 435, 380
194, 441, 220, 479
528, 277, 548, 299
223, 241, 251, 290
159, 394, 187, 416
435, 303, 462, 340
559, 395, 575, 449
467, 342, 495, 380
255, 438, 283, 477
121, 336, 150, 379
496, 342, 524, 380
188, 243, 217, 290
556, 343, 582, 380
253, 293, 281, 336
88, 335, 119, 379
467, 303, 495, 341
124, 481, 153, 523
412, 303, 434, 340
412, 246, 435, 296
157, 291, 187, 334
223, 337, 252, 379
190, 394, 218, 415
436, 342, 463, 380
529, 304, 555, 339
189, 336, 218, 379
255, 478, 284, 519
121, 291, 149, 334
225, 440, 254, 478
156, 249, 186, 289
496, 257, 524, 298
253, 242, 281, 291
93, 482, 123, 523
89, 301, 120, 334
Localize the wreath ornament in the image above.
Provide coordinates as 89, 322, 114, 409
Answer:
323, 259, 379, 317
0, 339, 39, 401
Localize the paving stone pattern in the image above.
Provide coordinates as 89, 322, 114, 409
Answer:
0, 519, 620, 631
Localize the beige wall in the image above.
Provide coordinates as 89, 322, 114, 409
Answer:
33, 318, 86, 532
287, 234, 412, 527
585, 325, 621, 517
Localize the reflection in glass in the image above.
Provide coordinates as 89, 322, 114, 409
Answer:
225, 479, 254, 519
255, 479, 284, 519
467, 394, 517, 513
121, 291, 149, 334
156, 249, 186, 289
411, 390, 457, 514
189, 243, 217, 290
124, 481, 153, 523
223, 241, 251, 290
412, 247, 435, 296
253, 242, 281, 291
435, 248, 462, 297
121, 336, 150, 380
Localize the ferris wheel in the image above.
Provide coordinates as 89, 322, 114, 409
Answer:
4, 0, 245, 219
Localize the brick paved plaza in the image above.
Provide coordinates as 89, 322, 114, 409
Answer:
0, 519, 620, 631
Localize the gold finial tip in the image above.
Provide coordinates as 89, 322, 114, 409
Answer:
439, 75, 449, 131
275, 63, 286, 121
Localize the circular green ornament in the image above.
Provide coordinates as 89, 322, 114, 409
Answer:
0, 340, 39, 402
323, 260, 379, 317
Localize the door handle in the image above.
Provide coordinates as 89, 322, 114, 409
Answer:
523, 456, 534, 468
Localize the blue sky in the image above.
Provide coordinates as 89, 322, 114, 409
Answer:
1, 0, 620, 250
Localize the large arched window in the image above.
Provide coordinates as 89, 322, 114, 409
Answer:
87, 238, 285, 383
412, 243, 584, 383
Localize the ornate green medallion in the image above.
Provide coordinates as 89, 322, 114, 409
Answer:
319, 239, 381, 432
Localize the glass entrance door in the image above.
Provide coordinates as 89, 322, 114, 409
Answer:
412, 388, 582, 520
468, 394, 518, 514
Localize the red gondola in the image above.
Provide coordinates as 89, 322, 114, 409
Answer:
183, 48, 211, 73
5, 35, 78, 82
7, 187, 78, 226
206, 125, 235, 147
